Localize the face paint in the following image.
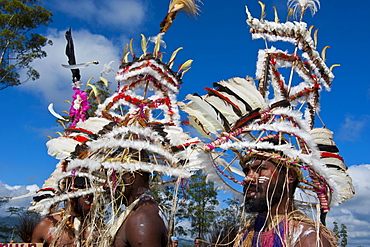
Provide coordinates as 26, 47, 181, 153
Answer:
258, 176, 270, 184
270, 170, 278, 179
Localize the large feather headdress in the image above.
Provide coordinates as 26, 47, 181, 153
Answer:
30, 0, 207, 218
181, 1, 354, 221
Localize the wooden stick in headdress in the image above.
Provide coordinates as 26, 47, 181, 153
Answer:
159, 0, 201, 34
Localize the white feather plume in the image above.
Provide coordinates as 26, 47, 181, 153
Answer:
217, 77, 268, 112
48, 103, 66, 121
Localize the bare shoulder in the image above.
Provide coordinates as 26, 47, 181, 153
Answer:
31, 215, 59, 243
291, 220, 335, 247
121, 200, 168, 247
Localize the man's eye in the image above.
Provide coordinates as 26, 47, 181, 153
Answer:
255, 166, 266, 172
243, 168, 250, 174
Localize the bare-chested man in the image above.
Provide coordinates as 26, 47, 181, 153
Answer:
31, 177, 93, 247
111, 170, 168, 247
235, 144, 337, 247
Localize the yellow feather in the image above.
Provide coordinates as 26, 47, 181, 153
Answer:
314, 29, 319, 47
245, 6, 253, 22
85, 77, 94, 89
56, 132, 64, 137
330, 64, 340, 72
87, 83, 99, 99
57, 120, 67, 129
124, 51, 131, 63
154, 34, 162, 57
287, 8, 293, 21
258, 1, 266, 20
46, 136, 53, 140
64, 100, 71, 104
178, 59, 193, 72
179, 67, 191, 78
99, 77, 109, 88
129, 38, 135, 58
321, 46, 330, 61
140, 34, 148, 54
168, 47, 183, 69
62, 111, 69, 114
123, 44, 129, 62
308, 25, 315, 36
273, 6, 279, 23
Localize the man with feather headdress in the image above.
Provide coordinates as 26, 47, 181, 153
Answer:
179, 0, 354, 245
234, 139, 337, 247
31, 176, 95, 247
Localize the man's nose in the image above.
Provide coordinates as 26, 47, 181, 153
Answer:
243, 170, 258, 184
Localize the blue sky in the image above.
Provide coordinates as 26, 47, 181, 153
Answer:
0, 0, 369, 246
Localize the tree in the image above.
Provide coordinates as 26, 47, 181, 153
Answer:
333, 221, 348, 247
7, 206, 42, 242
0, 0, 53, 90
0, 198, 12, 242
177, 170, 220, 241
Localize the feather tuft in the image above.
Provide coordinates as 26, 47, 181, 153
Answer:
140, 34, 148, 54
258, 1, 266, 20
168, 47, 183, 69
329, 64, 340, 72
287, 0, 320, 20
48, 103, 66, 121
160, 0, 201, 33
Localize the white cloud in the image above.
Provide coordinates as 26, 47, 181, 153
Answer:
326, 164, 370, 247
338, 115, 368, 142
20, 28, 121, 112
47, 0, 147, 32
0, 181, 39, 217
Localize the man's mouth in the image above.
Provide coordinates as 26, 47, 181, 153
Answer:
84, 199, 93, 207
246, 190, 256, 198
244, 185, 258, 198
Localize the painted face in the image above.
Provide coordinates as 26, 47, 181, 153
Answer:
76, 193, 94, 216
70, 177, 93, 216
242, 158, 286, 213
194, 239, 202, 247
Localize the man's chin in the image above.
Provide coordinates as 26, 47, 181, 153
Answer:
244, 199, 268, 213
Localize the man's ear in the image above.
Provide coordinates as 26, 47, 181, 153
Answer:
122, 172, 135, 184
287, 168, 297, 184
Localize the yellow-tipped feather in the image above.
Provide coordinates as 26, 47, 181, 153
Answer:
56, 132, 64, 137
123, 44, 129, 62
99, 77, 109, 88
64, 100, 71, 105
287, 8, 293, 21
245, 6, 253, 22
168, 47, 183, 69
258, 1, 266, 20
140, 34, 148, 54
87, 83, 99, 98
273, 6, 280, 23
47, 136, 53, 140
129, 38, 135, 58
179, 67, 191, 78
178, 59, 193, 72
57, 120, 67, 129
86, 77, 94, 85
330, 64, 340, 72
62, 111, 69, 114
314, 28, 319, 47
308, 25, 315, 36
154, 34, 163, 57
124, 51, 131, 63
321, 46, 330, 61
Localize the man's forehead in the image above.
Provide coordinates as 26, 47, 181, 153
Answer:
244, 158, 277, 168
